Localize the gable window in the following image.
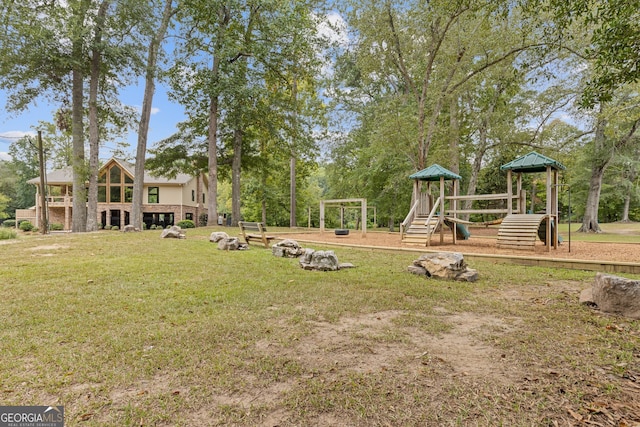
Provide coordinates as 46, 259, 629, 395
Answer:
98, 163, 134, 204
148, 187, 159, 204
191, 189, 195, 202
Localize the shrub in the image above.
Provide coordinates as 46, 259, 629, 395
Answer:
198, 213, 208, 227
98, 222, 103, 229
2, 219, 16, 228
111, 226, 119, 231
142, 222, 147, 230
103, 225, 111, 230
19, 221, 34, 232
176, 219, 195, 229
50, 223, 64, 231
150, 224, 157, 230
0, 228, 17, 240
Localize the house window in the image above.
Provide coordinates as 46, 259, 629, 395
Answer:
185, 213, 193, 221
191, 189, 195, 202
98, 186, 106, 203
202, 193, 205, 203
110, 186, 121, 203
124, 186, 133, 203
148, 187, 159, 203
110, 165, 121, 183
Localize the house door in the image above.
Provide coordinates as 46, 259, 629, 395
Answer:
110, 209, 120, 227
100, 211, 107, 229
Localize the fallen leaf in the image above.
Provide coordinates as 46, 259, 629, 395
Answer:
79, 413, 93, 421
567, 407, 583, 421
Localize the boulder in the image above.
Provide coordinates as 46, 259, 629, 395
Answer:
209, 231, 229, 243
123, 224, 138, 232
581, 273, 640, 319
161, 225, 186, 239
299, 249, 340, 271
272, 239, 305, 258
218, 237, 241, 251
409, 252, 478, 282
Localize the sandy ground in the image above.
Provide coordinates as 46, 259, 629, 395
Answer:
277, 227, 640, 264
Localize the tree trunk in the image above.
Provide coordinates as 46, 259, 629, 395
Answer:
290, 74, 298, 228
87, 0, 110, 232
621, 193, 631, 222
207, 91, 219, 227
578, 116, 607, 232
231, 129, 242, 227
578, 163, 606, 232
132, 0, 174, 230
71, 40, 86, 232
449, 95, 460, 174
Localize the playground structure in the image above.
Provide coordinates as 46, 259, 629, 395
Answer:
319, 198, 369, 237
401, 151, 565, 251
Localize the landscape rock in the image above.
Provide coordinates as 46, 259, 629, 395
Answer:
272, 239, 306, 258
408, 252, 478, 282
123, 224, 138, 232
161, 225, 186, 239
299, 249, 340, 271
218, 237, 241, 251
209, 231, 229, 243
580, 273, 640, 319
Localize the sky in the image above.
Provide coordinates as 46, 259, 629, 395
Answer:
0, 81, 186, 162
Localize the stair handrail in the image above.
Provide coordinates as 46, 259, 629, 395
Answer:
424, 197, 442, 246
424, 197, 442, 226
400, 199, 420, 240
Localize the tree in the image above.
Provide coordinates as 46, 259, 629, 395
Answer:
544, 0, 640, 107
576, 101, 640, 232
131, 0, 177, 231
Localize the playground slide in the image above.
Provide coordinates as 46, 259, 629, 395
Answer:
455, 223, 471, 240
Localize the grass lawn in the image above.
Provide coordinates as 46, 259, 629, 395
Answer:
1, 227, 639, 426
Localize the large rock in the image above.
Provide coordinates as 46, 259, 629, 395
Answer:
161, 225, 185, 239
299, 249, 340, 271
272, 239, 305, 258
218, 237, 241, 250
122, 224, 138, 232
580, 273, 640, 319
409, 252, 478, 282
209, 231, 229, 243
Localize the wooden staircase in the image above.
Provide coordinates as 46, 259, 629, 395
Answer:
402, 215, 441, 245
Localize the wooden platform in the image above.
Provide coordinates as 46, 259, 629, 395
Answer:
497, 214, 547, 251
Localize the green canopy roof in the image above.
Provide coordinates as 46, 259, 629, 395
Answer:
500, 151, 566, 173
409, 164, 461, 181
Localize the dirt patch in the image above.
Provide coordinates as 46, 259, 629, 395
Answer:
257, 310, 520, 391
28, 244, 69, 251
278, 229, 640, 264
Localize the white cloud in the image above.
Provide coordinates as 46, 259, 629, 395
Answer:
133, 106, 161, 115
0, 130, 35, 140
0, 152, 11, 161
318, 12, 348, 47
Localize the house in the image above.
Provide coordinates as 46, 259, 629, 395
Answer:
17, 158, 208, 230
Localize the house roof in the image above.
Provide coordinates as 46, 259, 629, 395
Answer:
27, 158, 195, 185
500, 151, 566, 173
409, 164, 461, 181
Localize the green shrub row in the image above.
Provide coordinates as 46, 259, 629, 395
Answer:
176, 219, 195, 228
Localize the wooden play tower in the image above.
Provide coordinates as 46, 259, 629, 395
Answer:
401, 151, 566, 251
